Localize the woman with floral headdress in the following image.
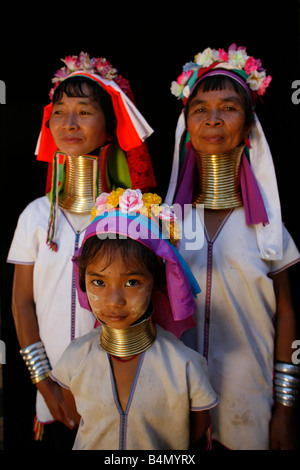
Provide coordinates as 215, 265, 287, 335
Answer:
7, 52, 156, 447
165, 44, 300, 449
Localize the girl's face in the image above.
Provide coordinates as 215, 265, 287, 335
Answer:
187, 85, 251, 155
85, 248, 154, 329
49, 84, 108, 157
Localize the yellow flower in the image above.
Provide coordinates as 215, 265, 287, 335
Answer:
107, 187, 125, 207
142, 192, 162, 208
167, 221, 181, 245
142, 193, 162, 217
91, 205, 97, 221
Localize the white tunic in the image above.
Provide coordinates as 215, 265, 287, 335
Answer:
50, 325, 218, 450
180, 206, 300, 450
7, 196, 95, 422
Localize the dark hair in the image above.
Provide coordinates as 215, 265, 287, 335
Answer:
53, 76, 117, 137
185, 74, 254, 130
76, 235, 166, 293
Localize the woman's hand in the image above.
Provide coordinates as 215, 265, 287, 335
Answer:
36, 377, 77, 430
270, 403, 298, 450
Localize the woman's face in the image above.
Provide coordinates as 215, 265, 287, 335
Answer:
49, 84, 108, 156
186, 84, 251, 155
85, 248, 154, 329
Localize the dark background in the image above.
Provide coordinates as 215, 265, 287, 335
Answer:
1, 4, 300, 449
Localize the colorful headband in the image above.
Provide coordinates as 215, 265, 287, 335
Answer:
72, 188, 201, 338
35, 52, 154, 162
171, 44, 272, 105
91, 187, 181, 244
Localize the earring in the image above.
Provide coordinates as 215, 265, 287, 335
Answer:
244, 136, 252, 149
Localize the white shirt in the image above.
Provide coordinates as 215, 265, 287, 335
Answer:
7, 196, 95, 422
180, 206, 300, 450
51, 325, 218, 450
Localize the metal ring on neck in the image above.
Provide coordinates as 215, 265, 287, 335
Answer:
192, 146, 244, 209
99, 314, 157, 357
58, 147, 109, 213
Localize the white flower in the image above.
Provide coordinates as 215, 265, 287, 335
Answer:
195, 48, 215, 67
170, 81, 184, 98
228, 48, 249, 69
246, 69, 266, 91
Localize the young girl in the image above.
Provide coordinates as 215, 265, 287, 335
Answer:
50, 188, 218, 450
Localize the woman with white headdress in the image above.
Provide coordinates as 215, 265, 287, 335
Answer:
166, 44, 300, 450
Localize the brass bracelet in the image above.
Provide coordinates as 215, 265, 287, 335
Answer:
31, 371, 50, 384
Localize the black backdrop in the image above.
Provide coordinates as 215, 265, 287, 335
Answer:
1, 4, 299, 449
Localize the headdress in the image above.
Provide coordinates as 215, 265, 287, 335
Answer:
166, 44, 283, 261
36, 52, 154, 161
35, 52, 156, 192
35, 52, 157, 250
170, 44, 271, 105
72, 188, 201, 339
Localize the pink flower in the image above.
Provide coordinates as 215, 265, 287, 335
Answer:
245, 57, 258, 74
95, 192, 109, 212
177, 70, 193, 85
257, 75, 272, 96
255, 58, 262, 70
218, 48, 228, 62
158, 204, 177, 222
228, 43, 237, 52
77, 52, 90, 69
119, 189, 143, 213
52, 67, 70, 82
62, 55, 78, 71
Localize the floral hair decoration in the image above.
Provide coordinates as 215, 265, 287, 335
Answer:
36, 52, 154, 163
49, 51, 124, 101
73, 188, 200, 339
171, 43, 272, 105
91, 188, 181, 245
